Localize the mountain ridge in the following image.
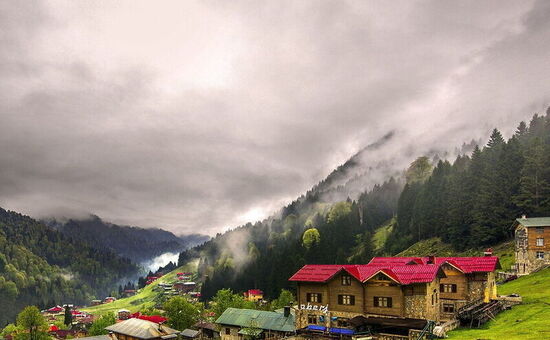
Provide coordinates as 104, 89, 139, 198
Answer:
45, 215, 210, 264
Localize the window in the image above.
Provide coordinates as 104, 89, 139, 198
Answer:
443, 304, 455, 313
341, 274, 352, 286
376, 273, 389, 281
537, 251, 545, 259
338, 295, 355, 305
537, 238, 544, 246
225, 328, 231, 335
440, 284, 457, 293
306, 293, 322, 303
307, 314, 317, 324
536, 227, 544, 234
431, 290, 438, 306
337, 318, 349, 327
373, 297, 392, 308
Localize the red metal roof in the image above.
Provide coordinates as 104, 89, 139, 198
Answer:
367, 257, 423, 265
47, 306, 63, 312
130, 313, 168, 324
247, 289, 263, 295
289, 256, 500, 284
434, 256, 500, 273
370, 256, 500, 273
288, 265, 346, 282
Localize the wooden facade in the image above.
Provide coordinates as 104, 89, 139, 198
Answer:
290, 256, 500, 333
295, 271, 442, 330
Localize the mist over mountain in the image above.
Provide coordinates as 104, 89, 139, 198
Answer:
0, 208, 139, 324
185, 109, 550, 301
45, 216, 209, 263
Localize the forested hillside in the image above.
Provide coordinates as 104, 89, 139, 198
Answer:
0, 208, 139, 324
46, 216, 209, 263
185, 109, 550, 301
387, 111, 550, 254
187, 177, 403, 299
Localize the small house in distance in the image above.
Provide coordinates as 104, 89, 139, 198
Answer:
216, 307, 295, 340
104, 297, 116, 303
105, 318, 179, 340
514, 216, 550, 275
117, 309, 131, 320
90, 299, 102, 306
193, 322, 219, 339
243, 289, 264, 302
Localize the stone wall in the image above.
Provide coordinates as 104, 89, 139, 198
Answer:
515, 226, 529, 274
467, 280, 486, 303
404, 294, 426, 320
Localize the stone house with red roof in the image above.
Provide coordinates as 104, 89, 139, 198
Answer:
289, 255, 500, 332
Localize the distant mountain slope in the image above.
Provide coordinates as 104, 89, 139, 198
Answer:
46, 216, 209, 263
0, 208, 139, 324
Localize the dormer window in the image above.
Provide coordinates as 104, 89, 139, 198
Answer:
341, 274, 351, 286
376, 273, 389, 281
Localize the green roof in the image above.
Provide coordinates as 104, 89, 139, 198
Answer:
516, 217, 550, 227
215, 308, 295, 332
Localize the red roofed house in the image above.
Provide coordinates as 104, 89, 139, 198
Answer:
46, 306, 64, 314
243, 289, 264, 302
289, 255, 500, 333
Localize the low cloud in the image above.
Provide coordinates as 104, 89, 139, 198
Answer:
0, 1, 549, 235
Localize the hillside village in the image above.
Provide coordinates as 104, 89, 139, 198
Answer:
3, 215, 549, 340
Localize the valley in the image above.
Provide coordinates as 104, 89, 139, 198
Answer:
2, 110, 550, 339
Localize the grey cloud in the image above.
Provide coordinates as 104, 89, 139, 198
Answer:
0, 1, 549, 235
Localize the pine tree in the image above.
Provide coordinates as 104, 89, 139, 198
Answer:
63, 305, 72, 326
515, 137, 550, 215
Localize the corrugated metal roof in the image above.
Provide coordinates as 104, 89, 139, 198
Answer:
215, 308, 295, 332
105, 318, 179, 339
74, 336, 110, 340
516, 217, 550, 227
180, 329, 199, 338
289, 256, 500, 284
288, 265, 343, 282
435, 257, 500, 273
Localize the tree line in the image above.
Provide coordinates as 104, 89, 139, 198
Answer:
387, 110, 550, 254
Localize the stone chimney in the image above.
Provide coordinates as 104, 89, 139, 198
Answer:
427, 255, 435, 264
521, 214, 527, 219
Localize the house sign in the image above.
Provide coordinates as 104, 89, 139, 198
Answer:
299, 303, 329, 314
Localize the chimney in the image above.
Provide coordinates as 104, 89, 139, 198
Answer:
284, 306, 290, 318
521, 214, 527, 219
484, 248, 493, 257
427, 255, 435, 265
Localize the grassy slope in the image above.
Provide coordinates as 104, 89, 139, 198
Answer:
82, 262, 197, 315
372, 219, 394, 253
447, 268, 550, 340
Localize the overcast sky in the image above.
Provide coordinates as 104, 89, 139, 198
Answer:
1, 1, 549, 235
